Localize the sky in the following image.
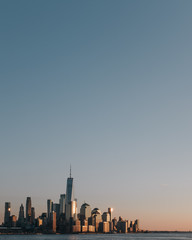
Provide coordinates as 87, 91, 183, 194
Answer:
0, 0, 192, 231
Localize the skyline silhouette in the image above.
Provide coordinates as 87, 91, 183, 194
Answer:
1, 169, 140, 234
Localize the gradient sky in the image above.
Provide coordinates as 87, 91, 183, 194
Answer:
1, 0, 192, 231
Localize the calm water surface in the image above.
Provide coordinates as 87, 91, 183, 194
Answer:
1, 233, 192, 240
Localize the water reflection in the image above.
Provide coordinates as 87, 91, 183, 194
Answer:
1, 233, 192, 240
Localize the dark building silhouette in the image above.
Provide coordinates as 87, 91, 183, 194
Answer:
4, 202, 11, 226
10, 215, 17, 227
31, 207, 35, 225
47, 199, 53, 222
53, 203, 60, 221
112, 217, 117, 230
26, 197, 32, 224
59, 194, 66, 215
41, 212, 47, 228
18, 204, 24, 226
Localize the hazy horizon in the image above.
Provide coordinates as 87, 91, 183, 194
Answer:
1, 0, 192, 231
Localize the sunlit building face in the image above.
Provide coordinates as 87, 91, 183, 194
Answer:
71, 201, 77, 215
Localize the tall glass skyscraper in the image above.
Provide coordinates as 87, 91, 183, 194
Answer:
47, 199, 53, 222
66, 167, 74, 204
59, 194, 66, 214
26, 197, 32, 223
65, 167, 77, 222
66, 178, 74, 204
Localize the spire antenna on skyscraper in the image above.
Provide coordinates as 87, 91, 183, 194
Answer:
70, 164, 71, 178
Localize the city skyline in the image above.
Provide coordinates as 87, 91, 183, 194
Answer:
0, 168, 125, 223
1, 0, 192, 231
1, 169, 139, 234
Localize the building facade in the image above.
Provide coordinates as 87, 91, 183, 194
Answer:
26, 197, 32, 224
80, 203, 91, 222
4, 202, 11, 226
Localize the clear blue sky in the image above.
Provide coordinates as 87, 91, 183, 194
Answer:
1, 0, 192, 230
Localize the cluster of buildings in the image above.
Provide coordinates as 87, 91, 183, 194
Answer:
1, 169, 140, 234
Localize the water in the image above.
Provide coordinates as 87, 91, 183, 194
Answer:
1, 233, 192, 240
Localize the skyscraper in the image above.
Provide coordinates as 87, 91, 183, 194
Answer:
59, 194, 66, 214
108, 208, 113, 222
66, 167, 74, 204
26, 197, 32, 223
80, 203, 91, 221
47, 199, 53, 222
53, 203, 60, 220
65, 166, 77, 222
70, 200, 77, 221
50, 211, 57, 233
4, 202, 11, 226
18, 204, 24, 226
31, 207, 35, 225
